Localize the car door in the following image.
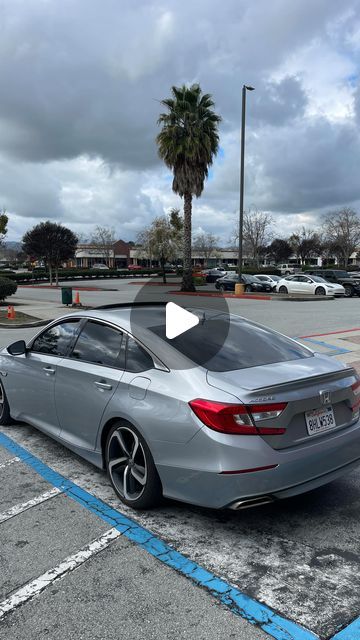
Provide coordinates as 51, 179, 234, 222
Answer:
295, 275, 313, 293
111, 334, 155, 421
5, 318, 81, 436
55, 319, 125, 450
283, 276, 298, 293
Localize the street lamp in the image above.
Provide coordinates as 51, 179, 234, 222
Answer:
238, 84, 255, 279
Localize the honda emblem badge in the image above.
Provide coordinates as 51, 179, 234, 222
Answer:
319, 390, 331, 405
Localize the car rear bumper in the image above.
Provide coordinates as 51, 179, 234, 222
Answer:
155, 418, 360, 509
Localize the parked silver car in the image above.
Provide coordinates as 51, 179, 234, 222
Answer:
1, 304, 359, 510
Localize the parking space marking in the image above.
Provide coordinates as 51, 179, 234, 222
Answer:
0, 487, 61, 524
0, 432, 318, 640
296, 337, 352, 356
0, 456, 20, 470
332, 617, 360, 639
0, 527, 121, 621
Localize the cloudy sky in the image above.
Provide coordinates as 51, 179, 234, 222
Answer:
1, 0, 360, 244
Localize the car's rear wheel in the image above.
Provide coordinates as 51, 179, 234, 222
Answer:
0, 381, 12, 426
279, 286, 288, 294
344, 284, 354, 297
315, 286, 326, 296
105, 422, 162, 509
219, 284, 225, 293
245, 285, 252, 292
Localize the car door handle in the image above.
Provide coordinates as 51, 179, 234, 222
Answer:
94, 381, 112, 390
43, 367, 55, 375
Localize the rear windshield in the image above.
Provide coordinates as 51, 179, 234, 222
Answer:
331, 271, 349, 278
149, 314, 312, 372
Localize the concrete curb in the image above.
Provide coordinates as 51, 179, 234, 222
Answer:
168, 290, 336, 302
0, 319, 51, 329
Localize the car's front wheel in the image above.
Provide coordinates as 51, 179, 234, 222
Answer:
0, 381, 12, 426
344, 284, 354, 297
279, 286, 288, 294
315, 287, 326, 296
219, 284, 225, 293
105, 422, 162, 509
245, 285, 252, 292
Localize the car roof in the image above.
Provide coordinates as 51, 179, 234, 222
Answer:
51, 304, 229, 370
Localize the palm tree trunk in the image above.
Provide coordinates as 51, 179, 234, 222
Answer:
49, 264, 53, 286
181, 191, 195, 292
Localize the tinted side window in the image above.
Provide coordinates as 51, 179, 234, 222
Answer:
126, 337, 154, 373
32, 321, 80, 356
71, 321, 123, 367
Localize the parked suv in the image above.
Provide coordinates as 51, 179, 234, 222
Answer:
307, 269, 360, 298
277, 263, 302, 275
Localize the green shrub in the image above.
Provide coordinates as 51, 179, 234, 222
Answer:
0, 277, 17, 300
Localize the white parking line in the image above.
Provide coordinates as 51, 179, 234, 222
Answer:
0, 528, 121, 620
0, 487, 61, 524
0, 456, 20, 470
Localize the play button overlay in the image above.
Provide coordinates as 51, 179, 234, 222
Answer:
130, 275, 231, 370
165, 302, 199, 339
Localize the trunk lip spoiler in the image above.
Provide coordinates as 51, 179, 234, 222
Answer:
248, 367, 357, 393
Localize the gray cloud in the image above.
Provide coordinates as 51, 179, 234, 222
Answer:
0, 0, 359, 242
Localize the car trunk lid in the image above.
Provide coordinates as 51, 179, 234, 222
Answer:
207, 356, 359, 450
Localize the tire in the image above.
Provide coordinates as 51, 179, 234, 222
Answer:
245, 285, 252, 292
315, 287, 326, 296
219, 284, 225, 293
344, 285, 354, 298
0, 381, 12, 426
279, 286, 288, 294
105, 421, 162, 510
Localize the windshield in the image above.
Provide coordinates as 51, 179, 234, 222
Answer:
148, 313, 312, 372
242, 274, 257, 282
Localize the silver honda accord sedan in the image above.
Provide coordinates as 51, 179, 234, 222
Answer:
1, 303, 360, 510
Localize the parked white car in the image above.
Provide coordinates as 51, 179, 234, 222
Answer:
254, 274, 281, 291
92, 263, 110, 270
276, 275, 345, 296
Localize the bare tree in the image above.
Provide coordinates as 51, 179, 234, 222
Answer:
322, 208, 360, 268
193, 232, 219, 267
240, 210, 273, 266
289, 227, 322, 264
90, 226, 116, 266
137, 212, 183, 282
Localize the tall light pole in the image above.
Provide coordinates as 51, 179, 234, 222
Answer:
238, 84, 254, 278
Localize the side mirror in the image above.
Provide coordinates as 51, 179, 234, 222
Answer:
7, 340, 27, 356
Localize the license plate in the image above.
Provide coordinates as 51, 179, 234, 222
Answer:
305, 406, 336, 436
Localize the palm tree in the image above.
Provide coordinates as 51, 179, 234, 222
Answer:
157, 84, 221, 291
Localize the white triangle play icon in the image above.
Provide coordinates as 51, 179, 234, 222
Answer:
166, 302, 199, 339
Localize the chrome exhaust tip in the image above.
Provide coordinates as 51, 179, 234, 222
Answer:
229, 495, 274, 510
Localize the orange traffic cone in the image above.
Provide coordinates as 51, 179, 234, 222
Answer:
7, 305, 15, 320
74, 291, 80, 305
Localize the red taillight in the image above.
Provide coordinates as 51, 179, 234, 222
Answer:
189, 399, 287, 435
352, 379, 360, 395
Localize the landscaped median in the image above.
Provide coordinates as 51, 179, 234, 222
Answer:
0, 267, 175, 284
168, 289, 336, 301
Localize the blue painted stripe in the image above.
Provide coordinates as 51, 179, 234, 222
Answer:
295, 337, 352, 356
0, 432, 319, 640
331, 618, 360, 639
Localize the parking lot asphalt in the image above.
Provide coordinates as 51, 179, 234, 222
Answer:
1, 281, 360, 639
